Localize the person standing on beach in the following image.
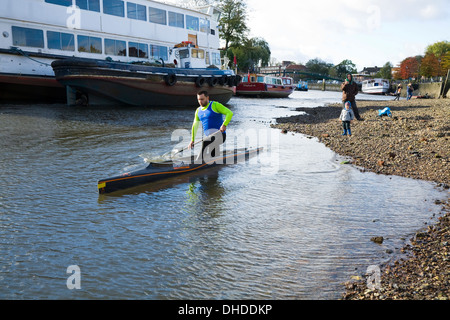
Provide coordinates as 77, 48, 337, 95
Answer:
341, 73, 362, 120
406, 83, 413, 100
340, 101, 355, 136
188, 90, 233, 161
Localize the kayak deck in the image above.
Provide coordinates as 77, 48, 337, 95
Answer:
98, 147, 262, 194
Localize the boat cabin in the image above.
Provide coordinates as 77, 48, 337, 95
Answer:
242, 73, 265, 83
241, 74, 286, 86
171, 42, 210, 69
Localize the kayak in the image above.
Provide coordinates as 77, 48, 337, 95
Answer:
98, 147, 263, 194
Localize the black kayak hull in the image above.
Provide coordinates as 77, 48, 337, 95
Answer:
98, 147, 262, 194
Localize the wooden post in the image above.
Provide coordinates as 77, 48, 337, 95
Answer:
441, 69, 450, 98
322, 79, 326, 91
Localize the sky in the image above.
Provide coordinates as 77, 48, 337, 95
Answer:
162, 0, 450, 71
244, 0, 450, 71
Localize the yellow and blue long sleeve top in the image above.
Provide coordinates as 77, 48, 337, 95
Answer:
191, 101, 233, 141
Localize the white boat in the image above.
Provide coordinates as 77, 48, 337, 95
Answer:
362, 78, 390, 95
0, 0, 226, 103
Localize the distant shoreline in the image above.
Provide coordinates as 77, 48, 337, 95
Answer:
272, 98, 450, 300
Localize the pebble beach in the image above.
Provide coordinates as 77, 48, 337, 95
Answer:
272, 97, 450, 300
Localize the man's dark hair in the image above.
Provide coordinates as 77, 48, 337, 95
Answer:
197, 90, 209, 97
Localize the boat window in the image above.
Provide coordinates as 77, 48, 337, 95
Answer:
205, 51, 210, 65
211, 8, 221, 22
75, 0, 100, 12
127, 2, 146, 21
283, 78, 291, 85
270, 78, 281, 85
105, 38, 126, 56
12, 26, 44, 48
77, 35, 102, 54
257, 76, 264, 82
45, 0, 72, 6
242, 76, 248, 82
168, 11, 184, 28
186, 15, 199, 31
47, 31, 75, 51
103, 0, 125, 17
149, 7, 166, 25
211, 52, 220, 66
191, 49, 204, 59
150, 44, 168, 61
129, 42, 148, 58
199, 18, 210, 33
179, 49, 189, 59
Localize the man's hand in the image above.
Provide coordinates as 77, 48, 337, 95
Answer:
188, 141, 195, 149
220, 125, 227, 132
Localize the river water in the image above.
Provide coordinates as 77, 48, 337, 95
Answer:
0, 90, 446, 299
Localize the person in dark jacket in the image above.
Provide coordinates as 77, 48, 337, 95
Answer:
406, 83, 413, 100
341, 73, 362, 120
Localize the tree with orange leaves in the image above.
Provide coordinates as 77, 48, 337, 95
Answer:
420, 53, 442, 78
397, 56, 421, 80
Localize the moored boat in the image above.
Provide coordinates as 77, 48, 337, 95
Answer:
0, 0, 226, 103
98, 147, 263, 194
296, 81, 308, 91
235, 73, 295, 98
362, 78, 390, 95
51, 43, 239, 106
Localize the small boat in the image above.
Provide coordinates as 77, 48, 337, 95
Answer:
52, 43, 239, 106
235, 73, 295, 98
98, 147, 263, 194
296, 81, 308, 91
362, 78, 390, 94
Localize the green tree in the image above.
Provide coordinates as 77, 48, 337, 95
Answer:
376, 62, 393, 79
218, 0, 248, 51
441, 51, 450, 73
425, 41, 450, 58
227, 37, 271, 72
334, 59, 357, 79
305, 58, 333, 76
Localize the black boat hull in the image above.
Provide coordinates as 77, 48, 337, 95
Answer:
51, 58, 239, 106
98, 147, 262, 194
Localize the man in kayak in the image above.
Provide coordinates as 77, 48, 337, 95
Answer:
188, 90, 233, 161
341, 73, 362, 121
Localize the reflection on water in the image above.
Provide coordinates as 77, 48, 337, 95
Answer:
0, 91, 447, 299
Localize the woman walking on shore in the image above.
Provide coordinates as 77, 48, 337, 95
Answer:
394, 84, 402, 101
